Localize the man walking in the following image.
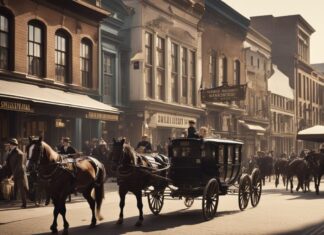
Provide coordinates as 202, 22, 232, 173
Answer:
6, 138, 29, 208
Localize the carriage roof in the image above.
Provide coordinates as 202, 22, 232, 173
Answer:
172, 137, 243, 145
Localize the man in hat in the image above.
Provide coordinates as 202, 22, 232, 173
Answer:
187, 120, 199, 138
58, 137, 77, 156
136, 134, 152, 153
5, 138, 29, 208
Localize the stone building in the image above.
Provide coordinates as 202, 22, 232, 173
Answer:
241, 27, 272, 157
0, 0, 119, 151
200, 0, 250, 140
251, 15, 323, 152
121, 0, 205, 148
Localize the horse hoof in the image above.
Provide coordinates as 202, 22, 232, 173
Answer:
50, 225, 58, 233
89, 223, 96, 229
135, 221, 142, 227
116, 219, 123, 225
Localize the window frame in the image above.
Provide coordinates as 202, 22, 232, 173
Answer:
80, 38, 92, 88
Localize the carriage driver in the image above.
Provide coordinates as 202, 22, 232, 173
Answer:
187, 120, 199, 138
58, 137, 77, 157
136, 134, 152, 153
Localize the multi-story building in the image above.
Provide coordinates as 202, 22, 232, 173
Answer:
0, 0, 119, 151
241, 27, 272, 157
268, 65, 295, 156
200, 0, 249, 140
122, 0, 205, 148
251, 15, 323, 152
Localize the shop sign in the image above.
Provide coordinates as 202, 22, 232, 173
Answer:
0, 100, 33, 113
85, 111, 118, 121
155, 113, 196, 129
55, 119, 65, 128
201, 84, 247, 102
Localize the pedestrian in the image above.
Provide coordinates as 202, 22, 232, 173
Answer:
82, 140, 91, 156
198, 126, 208, 138
93, 139, 109, 164
136, 134, 152, 153
5, 138, 29, 208
187, 120, 199, 138
58, 137, 77, 157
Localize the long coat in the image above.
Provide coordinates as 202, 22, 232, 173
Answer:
6, 147, 29, 190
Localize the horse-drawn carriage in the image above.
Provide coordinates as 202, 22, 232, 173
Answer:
144, 137, 262, 221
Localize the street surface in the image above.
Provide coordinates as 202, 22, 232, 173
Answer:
1, 179, 324, 235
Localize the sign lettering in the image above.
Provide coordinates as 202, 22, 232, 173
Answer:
201, 84, 247, 102
86, 111, 119, 121
0, 101, 33, 113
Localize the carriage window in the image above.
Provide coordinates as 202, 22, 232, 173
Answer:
235, 146, 240, 162
227, 145, 233, 164
218, 145, 224, 164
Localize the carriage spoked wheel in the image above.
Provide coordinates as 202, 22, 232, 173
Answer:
238, 174, 251, 211
147, 189, 164, 215
202, 178, 219, 221
184, 197, 194, 208
250, 168, 262, 207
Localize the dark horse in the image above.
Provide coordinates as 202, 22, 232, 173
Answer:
285, 158, 310, 193
110, 138, 169, 226
304, 152, 324, 195
249, 156, 273, 185
274, 158, 289, 187
27, 137, 106, 234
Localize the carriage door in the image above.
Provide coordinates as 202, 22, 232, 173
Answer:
218, 144, 225, 181
224, 144, 233, 182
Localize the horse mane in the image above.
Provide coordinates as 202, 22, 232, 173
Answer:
123, 144, 137, 166
42, 141, 59, 162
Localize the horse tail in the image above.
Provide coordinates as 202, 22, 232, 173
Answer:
93, 163, 106, 221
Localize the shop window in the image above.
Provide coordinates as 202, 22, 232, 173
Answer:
28, 20, 46, 77
80, 38, 92, 88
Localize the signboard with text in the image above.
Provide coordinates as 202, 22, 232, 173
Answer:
201, 84, 247, 103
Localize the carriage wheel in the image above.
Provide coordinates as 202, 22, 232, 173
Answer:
202, 178, 219, 221
184, 197, 194, 208
147, 189, 164, 215
250, 168, 262, 207
238, 174, 251, 211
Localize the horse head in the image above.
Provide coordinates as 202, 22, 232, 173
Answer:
109, 138, 125, 169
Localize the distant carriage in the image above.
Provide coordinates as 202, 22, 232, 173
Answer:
145, 137, 262, 221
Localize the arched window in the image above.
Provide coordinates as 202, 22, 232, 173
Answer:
55, 29, 71, 83
0, 7, 13, 70
234, 60, 240, 85
80, 38, 92, 88
28, 20, 45, 77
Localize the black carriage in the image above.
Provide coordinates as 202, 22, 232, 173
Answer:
146, 137, 262, 220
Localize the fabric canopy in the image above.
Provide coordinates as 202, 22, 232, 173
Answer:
239, 120, 266, 132
0, 80, 119, 114
297, 125, 324, 142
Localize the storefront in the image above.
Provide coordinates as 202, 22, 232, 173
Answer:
0, 80, 119, 152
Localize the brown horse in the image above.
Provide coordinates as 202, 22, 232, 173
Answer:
285, 158, 310, 193
27, 137, 106, 234
274, 158, 289, 187
305, 152, 324, 194
110, 138, 169, 226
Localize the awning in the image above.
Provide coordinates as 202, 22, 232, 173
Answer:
297, 125, 324, 142
239, 120, 266, 132
0, 80, 120, 120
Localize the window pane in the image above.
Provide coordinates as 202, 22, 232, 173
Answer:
34, 44, 40, 57
34, 27, 41, 43
61, 37, 66, 51
28, 42, 33, 56
0, 32, 7, 47
28, 25, 34, 41
0, 15, 8, 32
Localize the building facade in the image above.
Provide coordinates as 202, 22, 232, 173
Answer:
241, 27, 272, 158
122, 0, 205, 148
251, 15, 323, 152
200, 0, 249, 142
268, 65, 295, 156
0, 0, 119, 151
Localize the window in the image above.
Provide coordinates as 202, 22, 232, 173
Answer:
219, 56, 227, 85
171, 43, 178, 103
234, 60, 240, 85
0, 13, 9, 69
298, 73, 302, 98
189, 50, 196, 106
209, 50, 216, 88
145, 32, 153, 98
298, 32, 309, 62
28, 20, 45, 77
55, 30, 70, 83
80, 38, 92, 88
257, 58, 260, 69
156, 37, 165, 101
250, 56, 253, 66
103, 52, 115, 104
182, 47, 188, 101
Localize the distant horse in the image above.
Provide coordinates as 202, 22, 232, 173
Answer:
285, 158, 310, 193
110, 138, 169, 226
274, 158, 289, 187
249, 156, 273, 185
27, 137, 106, 234
304, 152, 324, 195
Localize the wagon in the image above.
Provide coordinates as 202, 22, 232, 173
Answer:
145, 137, 262, 220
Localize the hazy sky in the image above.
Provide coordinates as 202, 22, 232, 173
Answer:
222, 0, 324, 64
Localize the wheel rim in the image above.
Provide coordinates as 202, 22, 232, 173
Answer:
251, 170, 262, 207
239, 175, 251, 211
202, 179, 219, 221
148, 190, 164, 215
184, 197, 194, 208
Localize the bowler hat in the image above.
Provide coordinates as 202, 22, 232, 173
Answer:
189, 120, 195, 124
8, 138, 18, 146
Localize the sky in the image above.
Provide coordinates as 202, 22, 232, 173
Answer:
222, 0, 324, 64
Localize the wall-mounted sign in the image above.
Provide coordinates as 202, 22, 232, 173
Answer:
150, 113, 196, 129
55, 119, 65, 128
86, 111, 118, 121
201, 84, 247, 103
0, 100, 33, 113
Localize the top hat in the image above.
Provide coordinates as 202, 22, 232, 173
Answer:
189, 120, 195, 124
8, 138, 18, 146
